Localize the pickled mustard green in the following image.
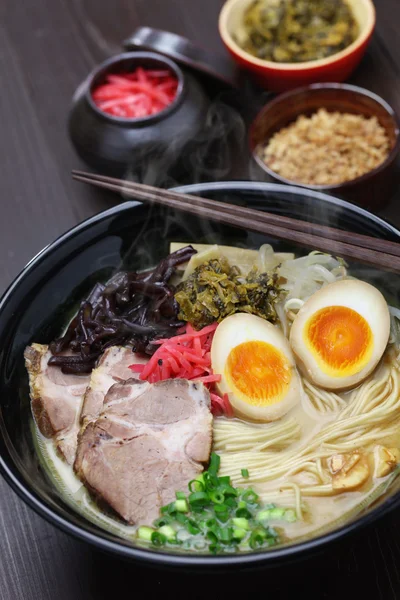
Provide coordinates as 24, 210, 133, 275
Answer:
175, 257, 282, 329
237, 0, 359, 63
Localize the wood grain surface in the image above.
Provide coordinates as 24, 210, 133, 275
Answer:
1, 1, 400, 598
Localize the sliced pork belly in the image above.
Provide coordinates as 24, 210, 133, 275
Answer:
75, 378, 213, 525
80, 346, 140, 426
24, 344, 89, 464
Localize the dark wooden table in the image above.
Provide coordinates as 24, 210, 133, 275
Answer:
1, 1, 400, 598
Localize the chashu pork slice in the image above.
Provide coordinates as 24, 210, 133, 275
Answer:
80, 345, 144, 427
75, 378, 213, 525
24, 344, 90, 464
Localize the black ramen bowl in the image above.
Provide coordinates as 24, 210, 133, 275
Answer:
1, 181, 400, 569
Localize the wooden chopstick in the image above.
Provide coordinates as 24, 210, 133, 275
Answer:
72, 170, 400, 259
72, 170, 400, 273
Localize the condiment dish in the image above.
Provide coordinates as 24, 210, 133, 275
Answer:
249, 83, 400, 210
219, 0, 376, 91
68, 52, 210, 178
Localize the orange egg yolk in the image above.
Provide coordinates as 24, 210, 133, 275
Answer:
225, 341, 291, 406
305, 306, 373, 376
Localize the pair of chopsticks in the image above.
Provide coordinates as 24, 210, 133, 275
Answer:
72, 170, 400, 273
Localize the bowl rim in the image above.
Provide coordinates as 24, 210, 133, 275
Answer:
1, 180, 400, 567
249, 82, 400, 191
218, 0, 376, 72
84, 51, 185, 127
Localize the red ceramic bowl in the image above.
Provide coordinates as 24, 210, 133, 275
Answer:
218, 0, 376, 92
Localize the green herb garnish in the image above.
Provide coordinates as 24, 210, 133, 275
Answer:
137, 453, 296, 554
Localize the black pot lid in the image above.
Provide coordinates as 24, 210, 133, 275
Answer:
123, 27, 240, 89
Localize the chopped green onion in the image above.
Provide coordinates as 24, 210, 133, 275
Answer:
217, 515, 229, 525
284, 509, 297, 522
192, 507, 206, 515
158, 525, 176, 540
209, 490, 225, 504
208, 452, 220, 475
216, 514, 229, 524
151, 531, 167, 546
167, 538, 182, 546
224, 497, 237, 508
188, 491, 209, 507
233, 527, 247, 541
137, 526, 154, 541
154, 516, 172, 528
219, 527, 233, 544
189, 479, 205, 492
161, 502, 175, 514
219, 482, 238, 497
265, 535, 275, 545
186, 519, 201, 535
242, 489, 259, 503
258, 507, 288, 521
149, 453, 285, 554
249, 528, 267, 549
205, 517, 217, 528
198, 519, 208, 531
206, 530, 218, 544
175, 512, 188, 525
218, 476, 230, 485
236, 507, 252, 519
256, 509, 272, 521
241, 468, 249, 478
204, 471, 219, 490
269, 508, 286, 519
214, 503, 229, 514
213, 514, 229, 521
175, 499, 189, 513
232, 518, 250, 530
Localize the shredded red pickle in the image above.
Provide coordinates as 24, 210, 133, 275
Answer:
130, 323, 234, 417
92, 67, 178, 119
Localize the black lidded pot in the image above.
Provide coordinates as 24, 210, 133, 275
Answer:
68, 52, 211, 179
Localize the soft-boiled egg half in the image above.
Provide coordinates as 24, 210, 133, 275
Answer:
290, 279, 390, 390
211, 313, 300, 421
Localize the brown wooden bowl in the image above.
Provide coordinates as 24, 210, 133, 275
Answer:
249, 83, 400, 210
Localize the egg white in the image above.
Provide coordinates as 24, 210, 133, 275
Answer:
289, 279, 390, 390
211, 313, 301, 421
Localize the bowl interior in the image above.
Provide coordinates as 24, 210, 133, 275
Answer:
1, 182, 400, 566
220, 0, 375, 70
250, 85, 400, 186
